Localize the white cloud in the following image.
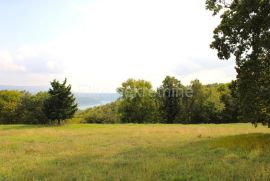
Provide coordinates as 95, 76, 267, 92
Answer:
0, 48, 64, 86
0, 51, 25, 72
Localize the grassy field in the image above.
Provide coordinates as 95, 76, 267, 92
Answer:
0, 124, 270, 181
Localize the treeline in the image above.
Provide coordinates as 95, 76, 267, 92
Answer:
0, 79, 77, 125
79, 76, 241, 124
0, 76, 244, 125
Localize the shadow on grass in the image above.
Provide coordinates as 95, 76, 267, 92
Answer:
209, 133, 270, 151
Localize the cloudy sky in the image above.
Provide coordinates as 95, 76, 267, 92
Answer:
0, 0, 236, 92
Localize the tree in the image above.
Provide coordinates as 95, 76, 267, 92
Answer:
117, 79, 160, 123
43, 79, 78, 125
0, 90, 23, 124
181, 80, 225, 124
203, 84, 225, 123
0, 91, 50, 124
218, 82, 240, 123
17, 92, 49, 124
158, 76, 184, 123
185, 80, 206, 123
206, 0, 270, 127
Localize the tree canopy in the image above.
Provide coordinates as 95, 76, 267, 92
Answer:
206, 0, 270, 127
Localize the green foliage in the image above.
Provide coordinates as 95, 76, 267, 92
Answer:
76, 78, 241, 124
179, 80, 225, 123
16, 92, 49, 124
0, 77, 241, 125
207, 0, 270, 126
117, 79, 161, 123
202, 84, 225, 123
158, 76, 184, 123
0, 90, 23, 124
0, 78, 243, 125
184, 80, 207, 123
206, 0, 231, 15
218, 82, 239, 123
0, 91, 49, 124
43, 79, 78, 125
80, 102, 120, 124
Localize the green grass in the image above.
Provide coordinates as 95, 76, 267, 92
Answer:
0, 124, 270, 181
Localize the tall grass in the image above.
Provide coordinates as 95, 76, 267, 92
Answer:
0, 124, 269, 180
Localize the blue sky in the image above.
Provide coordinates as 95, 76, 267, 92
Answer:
0, 0, 236, 92
0, 0, 84, 48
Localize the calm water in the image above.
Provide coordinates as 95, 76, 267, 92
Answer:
75, 93, 119, 110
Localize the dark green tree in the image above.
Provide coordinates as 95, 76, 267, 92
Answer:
206, 0, 270, 127
181, 80, 225, 124
187, 80, 207, 123
218, 82, 240, 123
43, 79, 78, 125
17, 92, 49, 124
158, 76, 184, 123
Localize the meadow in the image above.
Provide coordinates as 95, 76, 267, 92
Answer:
0, 124, 270, 181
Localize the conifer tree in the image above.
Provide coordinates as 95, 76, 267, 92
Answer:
43, 78, 78, 125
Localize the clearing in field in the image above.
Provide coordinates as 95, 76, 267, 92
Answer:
0, 124, 270, 181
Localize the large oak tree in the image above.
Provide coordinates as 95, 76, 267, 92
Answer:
206, 0, 270, 126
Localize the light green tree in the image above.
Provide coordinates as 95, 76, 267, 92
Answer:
117, 79, 160, 123
0, 90, 23, 124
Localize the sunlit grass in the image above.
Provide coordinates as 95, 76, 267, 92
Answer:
0, 124, 269, 180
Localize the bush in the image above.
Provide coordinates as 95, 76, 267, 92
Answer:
79, 102, 120, 124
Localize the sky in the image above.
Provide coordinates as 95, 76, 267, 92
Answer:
0, 0, 236, 93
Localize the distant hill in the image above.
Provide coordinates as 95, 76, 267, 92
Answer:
0, 85, 48, 93
0, 85, 119, 110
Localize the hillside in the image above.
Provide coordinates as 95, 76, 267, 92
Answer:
0, 124, 269, 181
